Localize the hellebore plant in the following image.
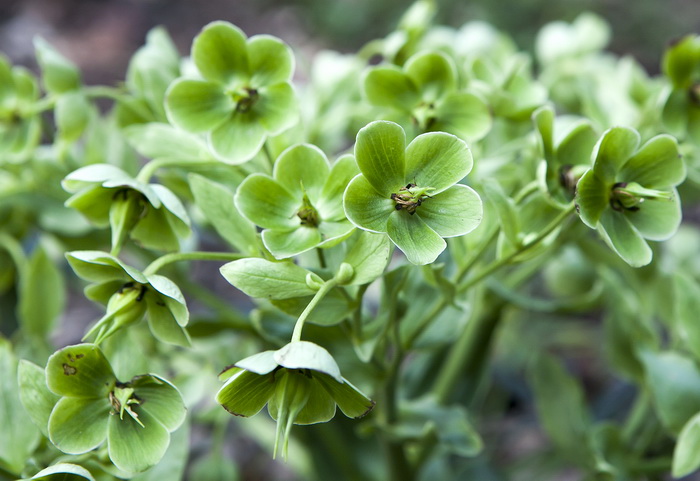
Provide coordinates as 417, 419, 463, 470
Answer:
165, 21, 299, 163
575, 127, 685, 267
235, 144, 359, 259
45, 344, 185, 474
216, 341, 374, 459
343, 120, 482, 264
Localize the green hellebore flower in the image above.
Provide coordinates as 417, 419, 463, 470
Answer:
343, 120, 483, 265
0, 55, 41, 161
165, 21, 299, 163
45, 344, 186, 474
216, 341, 374, 459
575, 127, 685, 267
363, 50, 491, 141
62, 164, 190, 253
661, 34, 700, 144
235, 144, 359, 259
66, 251, 190, 346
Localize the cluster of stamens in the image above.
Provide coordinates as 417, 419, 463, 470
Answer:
391, 183, 431, 215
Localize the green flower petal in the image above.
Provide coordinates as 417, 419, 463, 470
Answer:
405, 51, 456, 102
247, 35, 294, 87
131, 206, 181, 252
386, 209, 446, 265
235, 173, 298, 229
343, 174, 394, 233
262, 227, 322, 259
417, 184, 482, 237
235, 350, 278, 375
405, 131, 472, 195
48, 397, 110, 454
618, 134, 685, 188
62, 164, 133, 193
107, 409, 170, 474
592, 127, 640, 181
315, 373, 375, 419
355, 120, 406, 195
598, 209, 652, 267
274, 341, 343, 382
662, 89, 688, 138
363, 66, 419, 111
317, 154, 360, 220
293, 377, 336, 425
625, 189, 682, 241
46, 344, 116, 398
191, 21, 249, 85
216, 369, 275, 417
129, 375, 186, 431
273, 144, 329, 203
433, 91, 492, 141
209, 112, 266, 163
256, 83, 299, 134
165, 79, 233, 133
575, 169, 609, 228
66, 250, 145, 284
145, 298, 191, 347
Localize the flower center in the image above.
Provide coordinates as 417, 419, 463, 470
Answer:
296, 193, 320, 227
609, 181, 673, 212
231, 87, 260, 113
391, 183, 434, 215
109, 384, 144, 427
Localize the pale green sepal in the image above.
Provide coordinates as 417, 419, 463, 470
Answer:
62, 164, 132, 193
164, 79, 233, 133
624, 189, 681, 241
674, 412, 700, 478
404, 51, 456, 102
597, 209, 652, 267
235, 173, 298, 230
191, 21, 249, 85
34, 37, 80, 93
262, 227, 322, 259
433, 91, 492, 142
354, 120, 406, 195
317, 154, 360, 220
274, 342, 342, 382
209, 112, 267, 163
404, 131, 472, 195
46, 344, 116, 398
574, 169, 608, 228
386, 210, 446, 265
363, 67, 419, 111
26, 463, 95, 481
129, 375, 186, 431
145, 297, 191, 347
618, 134, 685, 188
256, 83, 299, 134
315, 373, 375, 419
123, 123, 208, 161
417, 184, 482, 238
247, 34, 294, 87
273, 143, 330, 202
592, 127, 640, 181
107, 409, 170, 474
343, 174, 394, 233
48, 397, 110, 454
235, 350, 278, 375
216, 369, 275, 417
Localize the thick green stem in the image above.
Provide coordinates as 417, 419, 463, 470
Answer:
291, 278, 340, 342
143, 251, 245, 276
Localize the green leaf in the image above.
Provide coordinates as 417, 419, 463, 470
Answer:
592, 127, 640, 181
189, 174, 258, 255
274, 341, 342, 382
363, 67, 419, 111
124, 123, 208, 161
674, 411, 700, 478
34, 37, 80, 93
55, 92, 91, 142
0, 340, 40, 473
618, 134, 685, 188
386, 209, 446, 265
417, 184, 482, 238
433, 91, 492, 142
191, 21, 249, 85
355, 120, 406, 195
405, 131, 472, 195
235, 173, 298, 230
343, 231, 392, 285
247, 34, 294, 87
130, 375, 186, 431
597, 209, 652, 267
46, 344, 116, 398
343, 174, 394, 233
25, 463, 95, 481
405, 51, 456, 102
107, 408, 171, 473
18, 245, 65, 339
640, 350, 700, 435
273, 144, 330, 203
165, 79, 233, 133
262, 227, 322, 259
18, 360, 60, 437
315, 373, 374, 419
220, 258, 317, 299
209, 111, 266, 163
48, 397, 110, 454
216, 369, 275, 417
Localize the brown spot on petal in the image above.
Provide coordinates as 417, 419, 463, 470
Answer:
63, 363, 77, 375
76, 354, 84, 359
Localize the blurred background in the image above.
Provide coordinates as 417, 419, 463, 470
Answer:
0, 0, 699, 85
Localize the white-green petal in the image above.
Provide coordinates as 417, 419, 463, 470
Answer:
262, 227, 322, 259
405, 131, 472, 195
354, 120, 406, 195
404, 51, 457, 102
48, 397, 110, 454
317, 154, 360, 220
274, 341, 343, 382
625, 189, 682, 241
235, 350, 278, 375
592, 127, 640, 181
165, 79, 233, 133
315, 373, 375, 419
235, 173, 299, 229
433, 91, 492, 142
293, 378, 336, 425
107, 409, 170, 474
575, 169, 609, 228
618, 134, 685, 188
386, 209, 446, 265
363, 66, 419, 112
209, 112, 266, 164
129, 375, 186, 432
216, 369, 275, 417
597, 209, 652, 267
256, 83, 299, 135
343, 174, 394, 233
417, 184, 482, 237
46, 344, 116, 398
191, 21, 249, 85
273, 144, 330, 203
247, 34, 294, 87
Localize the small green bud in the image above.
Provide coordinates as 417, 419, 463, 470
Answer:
335, 262, 355, 285
85, 283, 148, 345
305, 272, 325, 291
610, 182, 673, 212
109, 189, 146, 255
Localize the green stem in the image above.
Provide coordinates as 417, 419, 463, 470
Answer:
291, 278, 341, 342
136, 158, 222, 183
143, 251, 245, 276
83, 85, 128, 100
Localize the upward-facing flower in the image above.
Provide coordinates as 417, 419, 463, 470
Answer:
343, 120, 483, 265
165, 21, 299, 163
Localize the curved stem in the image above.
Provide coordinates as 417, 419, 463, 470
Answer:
143, 251, 245, 276
291, 278, 340, 342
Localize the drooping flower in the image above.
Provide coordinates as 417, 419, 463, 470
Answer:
216, 341, 374, 458
343, 120, 483, 265
575, 127, 685, 267
660, 34, 700, 144
45, 344, 186, 474
235, 144, 359, 259
165, 21, 299, 163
